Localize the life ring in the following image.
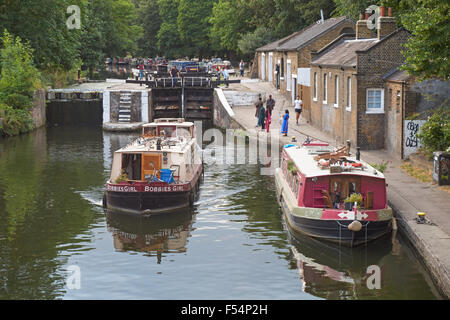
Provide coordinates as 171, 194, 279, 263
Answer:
352, 162, 363, 167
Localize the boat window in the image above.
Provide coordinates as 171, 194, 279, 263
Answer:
178, 127, 191, 139
349, 181, 356, 194
143, 126, 157, 136
157, 125, 176, 137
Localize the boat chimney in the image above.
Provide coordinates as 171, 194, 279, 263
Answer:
356, 147, 360, 160
346, 140, 351, 154
157, 138, 161, 150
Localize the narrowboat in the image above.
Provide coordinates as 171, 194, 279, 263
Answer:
275, 139, 393, 247
104, 118, 203, 215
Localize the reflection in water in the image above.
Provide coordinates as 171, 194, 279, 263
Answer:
288, 226, 437, 299
106, 209, 195, 263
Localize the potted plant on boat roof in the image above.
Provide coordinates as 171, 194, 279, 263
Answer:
344, 193, 363, 210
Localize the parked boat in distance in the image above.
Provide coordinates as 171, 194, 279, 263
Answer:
275, 139, 393, 247
104, 118, 203, 215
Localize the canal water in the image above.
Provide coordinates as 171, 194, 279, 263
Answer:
0, 126, 439, 299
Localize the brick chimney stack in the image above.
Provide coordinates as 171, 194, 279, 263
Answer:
356, 11, 375, 39
377, 7, 396, 39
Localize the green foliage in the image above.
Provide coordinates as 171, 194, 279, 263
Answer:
332, 0, 378, 21
0, 0, 82, 70
345, 193, 363, 205
399, 0, 450, 81
0, 30, 41, 136
238, 26, 277, 59
417, 106, 450, 153
370, 161, 388, 173
210, 0, 246, 53
137, 0, 163, 57
0, 30, 41, 109
177, 0, 214, 59
157, 0, 183, 58
115, 170, 129, 183
0, 104, 34, 136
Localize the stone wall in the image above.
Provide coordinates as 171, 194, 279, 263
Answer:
213, 89, 244, 130
32, 89, 46, 129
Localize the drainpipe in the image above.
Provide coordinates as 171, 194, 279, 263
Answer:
400, 81, 405, 159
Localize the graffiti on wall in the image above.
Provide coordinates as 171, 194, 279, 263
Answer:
403, 120, 426, 158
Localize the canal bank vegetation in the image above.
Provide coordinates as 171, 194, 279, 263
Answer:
417, 106, 450, 159
0, 31, 42, 137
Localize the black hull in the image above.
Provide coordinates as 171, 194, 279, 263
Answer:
105, 171, 202, 215
106, 190, 192, 215
281, 198, 392, 247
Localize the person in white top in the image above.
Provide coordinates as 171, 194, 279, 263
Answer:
222, 68, 229, 88
294, 95, 302, 125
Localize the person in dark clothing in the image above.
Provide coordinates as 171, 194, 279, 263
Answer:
266, 95, 275, 116
170, 66, 178, 87
257, 104, 266, 129
255, 97, 263, 127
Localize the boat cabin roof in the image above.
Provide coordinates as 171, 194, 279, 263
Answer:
283, 144, 385, 179
116, 119, 196, 154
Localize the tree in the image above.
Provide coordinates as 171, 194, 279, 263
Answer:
0, 0, 82, 70
238, 26, 277, 60
0, 30, 41, 135
177, 0, 214, 59
157, 0, 182, 58
137, 0, 162, 57
332, 0, 378, 21
80, 1, 107, 78
210, 0, 249, 54
399, 0, 450, 80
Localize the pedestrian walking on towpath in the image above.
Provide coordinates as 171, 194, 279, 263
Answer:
255, 97, 263, 127
281, 109, 289, 136
257, 104, 266, 130
294, 95, 302, 125
266, 94, 275, 116
265, 104, 271, 132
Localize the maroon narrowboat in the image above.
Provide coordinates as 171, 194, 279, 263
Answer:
275, 140, 393, 247
104, 118, 203, 215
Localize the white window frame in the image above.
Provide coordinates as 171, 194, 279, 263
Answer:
286, 59, 291, 92
366, 88, 384, 114
334, 75, 339, 108
323, 73, 327, 104
346, 76, 352, 112
313, 72, 317, 101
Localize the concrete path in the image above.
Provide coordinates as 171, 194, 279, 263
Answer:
227, 79, 450, 299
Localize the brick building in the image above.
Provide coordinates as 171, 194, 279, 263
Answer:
309, 9, 410, 150
255, 16, 354, 119
383, 68, 450, 158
